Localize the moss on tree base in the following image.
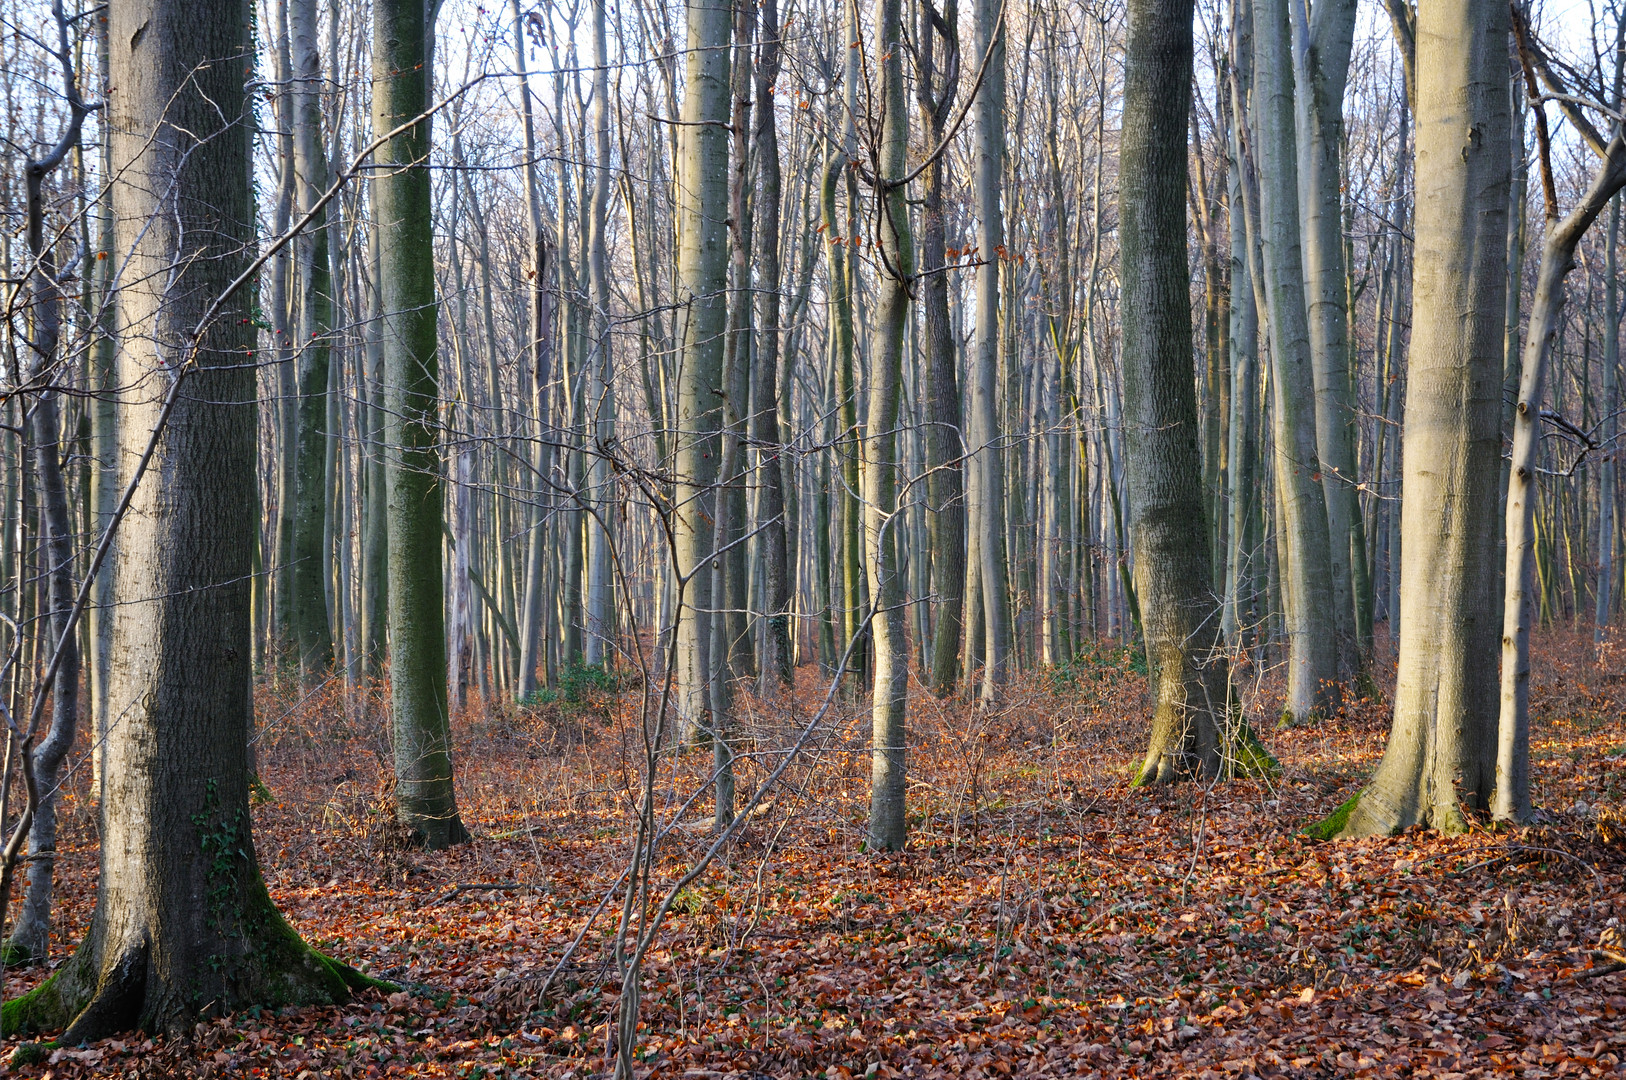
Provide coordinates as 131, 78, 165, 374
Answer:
1130, 721, 1281, 787
1, 886, 393, 1043
1301, 792, 1363, 840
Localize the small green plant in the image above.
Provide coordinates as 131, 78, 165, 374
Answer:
671, 887, 707, 916
517, 687, 559, 708
1042, 644, 1148, 691
557, 661, 617, 703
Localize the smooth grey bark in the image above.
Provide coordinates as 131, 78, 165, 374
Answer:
1291, 0, 1365, 672
672, 0, 731, 740
513, 0, 554, 700
271, 1, 297, 652
864, 0, 913, 850
1223, 26, 1260, 647
1495, 76, 1626, 823
1336, 0, 1510, 839
1252, 0, 1338, 723
970, 0, 1010, 700
2, 0, 369, 1038
582, 0, 615, 667
6, 21, 88, 962
1122, 0, 1266, 786
374, 0, 468, 848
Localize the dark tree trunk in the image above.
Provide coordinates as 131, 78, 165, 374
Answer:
2, 0, 374, 1040
1121, 0, 1272, 785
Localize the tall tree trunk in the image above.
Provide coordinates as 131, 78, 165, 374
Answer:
1291, 0, 1365, 674
1333, 0, 1511, 839
916, 0, 964, 695
864, 0, 913, 850
361, 201, 388, 680
5, 27, 88, 960
289, 0, 335, 685
1252, 0, 1338, 724
513, 0, 554, 700
1223, 22, 1260, 648
1597, 195, 1620, 642
583, 0, 615, 667
1495, 81, 1626, 822
672, 0, 731, 740
87, 6, 117, 787
752, 0, 793, 691
1122, 0, 1267, 786
2, 0, 371, 1037
374, 0, 468, 848
970, 0, 1010, 699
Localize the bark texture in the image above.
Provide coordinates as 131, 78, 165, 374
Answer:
374, 0, 469, 848
1335, 0, 1510, 838
1121, 0, 1272, 786
864, 0, 913, 851
3, 0, 372, 1038
1254, 0, 1338, 724
672, 0, 731, 740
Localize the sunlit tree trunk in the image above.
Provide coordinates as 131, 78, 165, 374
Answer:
583, 0, 615, 667
1223, 26, 1260, 647
1335, 0, 1510, 838
1291, 0, 1365, 671
970, 0, 1009, 700
672, 0, 732, 740
1495, 90, 1626, 823
1252, 0, 1338, 724
864, 0, 913, 850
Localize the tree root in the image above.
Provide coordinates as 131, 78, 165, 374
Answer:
1131, 721, 1280, 787
2, 894, 393, 1044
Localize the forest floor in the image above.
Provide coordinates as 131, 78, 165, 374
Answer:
3, 629, 1625, 1079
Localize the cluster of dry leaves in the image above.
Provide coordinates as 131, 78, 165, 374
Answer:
3, 630, 1623, 1078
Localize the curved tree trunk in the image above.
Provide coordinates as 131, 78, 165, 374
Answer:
6, 41, 88, 958
864, 0, 913, 851
1495, 121, 1626, 823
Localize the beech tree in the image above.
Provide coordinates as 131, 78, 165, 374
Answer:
373, 0, 469, 848
1121, 0, 1271, 785
1331, 0, 1511, 838
2, 0, 374, 1038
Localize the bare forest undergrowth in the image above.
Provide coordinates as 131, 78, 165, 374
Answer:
4, 629, 1625, 1079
